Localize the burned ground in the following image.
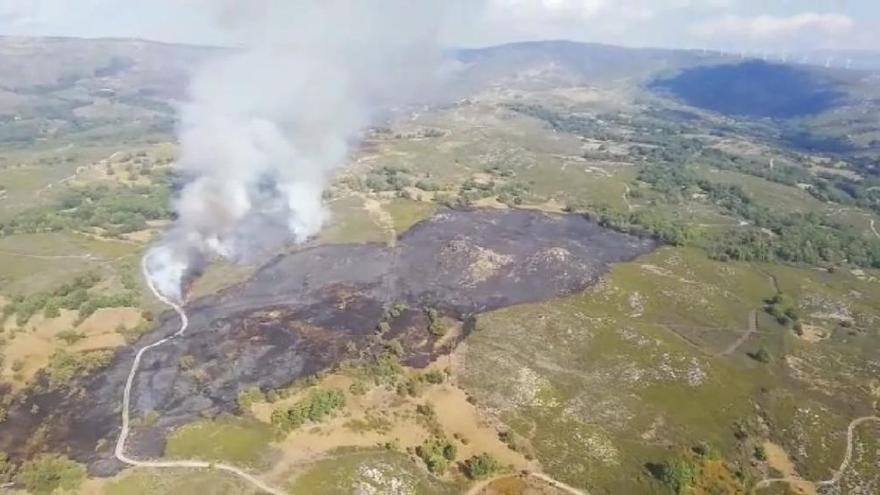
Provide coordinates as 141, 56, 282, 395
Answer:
0, 208, 655, 474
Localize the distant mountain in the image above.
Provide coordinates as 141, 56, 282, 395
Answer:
0, 36, 872, 147
451, 40, 714, 88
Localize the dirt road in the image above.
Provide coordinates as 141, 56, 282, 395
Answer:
465, 472, 591, 495
112, 253, 286, 495
754, 416, 880, 493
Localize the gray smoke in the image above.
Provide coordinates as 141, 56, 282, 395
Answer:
148, 1, 451, 301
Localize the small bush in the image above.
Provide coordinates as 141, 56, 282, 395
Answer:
461, 453, 499, 480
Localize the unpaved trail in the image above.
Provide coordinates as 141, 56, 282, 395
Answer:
622, 184, 633, 212
719, 310, 757, 356
0, 247, 135, 267
360, 194, 396, 245
816, 416, 880, 487
112, 253, 286, 495
465, 472, 591, 495
0, 251, 99, 261
530, 472, 591, 495
753, 416, 880, 494
871, 219, 880, 239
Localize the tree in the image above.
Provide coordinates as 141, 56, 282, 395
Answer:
442, 443, 457, 461
56, 329, 85, 345
424, 370, 445, 384
647, 458, 694, 495
42, 299, 60, 319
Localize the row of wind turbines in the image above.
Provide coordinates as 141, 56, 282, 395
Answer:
696, 47, 859, 70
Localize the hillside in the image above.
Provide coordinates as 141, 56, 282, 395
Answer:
0, 37, 879, 495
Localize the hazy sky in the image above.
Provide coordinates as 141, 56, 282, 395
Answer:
0, 0, 877, 51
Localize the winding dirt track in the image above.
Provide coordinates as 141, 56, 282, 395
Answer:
112, 254, 286, 495
753, 416, 880, 493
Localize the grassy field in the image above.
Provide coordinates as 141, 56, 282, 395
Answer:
287, 450, 460, 495
458, 246, 880, 494
318, 195, 387, 244
384, 198, 436, 234
164, 416, 279, 470
0, 232, 139, 294
98, 468, 261, 495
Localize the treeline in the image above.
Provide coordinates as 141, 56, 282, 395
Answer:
0, 177, 171, 237
585, 163, 880, 268
518, 101, 880, 218
698, 147, 880, 215
269, 388, 345, 432
348, 163, 534, 208
1, 272, 138, 326
506, 103, 604, 137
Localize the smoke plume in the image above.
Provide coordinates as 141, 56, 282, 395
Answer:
148, 1, 449, 301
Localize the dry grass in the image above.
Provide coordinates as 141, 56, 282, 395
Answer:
1, 307, 139, 388
252, 366, 531, 482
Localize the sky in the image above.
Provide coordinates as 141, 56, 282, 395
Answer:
0, 0, 877, 52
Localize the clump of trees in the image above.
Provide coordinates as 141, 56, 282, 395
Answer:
646, 458, 695, 495
505, 103, 602, 136
425, 307, 447, 337
270, 388, 345, 432
395, 369, 446, 398
46, 349, 113, 388
588, 160, 880, 269
364, 166, 413, 192
764, 293, 800, 328
2, 272, 101, 325
415, 436, 457, 474
0, 179, 172, 238
1, 272, 139, 327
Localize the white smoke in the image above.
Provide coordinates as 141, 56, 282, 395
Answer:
148, 1, 451, 301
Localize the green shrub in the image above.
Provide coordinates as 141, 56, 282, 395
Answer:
16, 454, 85, 495
56, 329, 85, 345
424, 370, 445, 384
461, 453, 499, 480
237, 386, 266, 411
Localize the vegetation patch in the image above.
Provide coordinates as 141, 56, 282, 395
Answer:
15, 453, 85, 495
287, 450, 460, 495
164, 415, 278, 470
270, 387, 346, 432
